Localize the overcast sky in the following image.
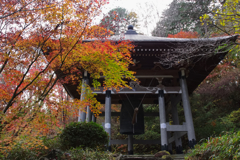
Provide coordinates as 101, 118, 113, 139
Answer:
96, 0, 173, 35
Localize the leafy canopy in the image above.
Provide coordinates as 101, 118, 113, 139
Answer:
100, 7, 139, 34
0, 0, 135, 150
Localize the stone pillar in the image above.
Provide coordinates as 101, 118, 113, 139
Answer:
105, 90, 111, 151
179, 69, 196, 148
128, 135, 133, 155
158, 90, 168, 151
171, 95, 183, 154
78, 71, 89, 122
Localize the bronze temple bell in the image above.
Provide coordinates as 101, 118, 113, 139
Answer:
120, 97, 144, 135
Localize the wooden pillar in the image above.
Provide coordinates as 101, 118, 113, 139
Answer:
158, 90, 168, 151
179, 69, 196, 148
92, 113, 96, 122
86, 106, 91, 122
170, 95, 183, 154
78, 71, 88, 122
128, 135, 133, 155
105, 90, 111, 151
166, 113, 172, 154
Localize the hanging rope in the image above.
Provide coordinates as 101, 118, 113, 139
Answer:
125, 76, 155, 110
125, 75, 156, 134
119, 71, 157, 134
132, 108, 138, 125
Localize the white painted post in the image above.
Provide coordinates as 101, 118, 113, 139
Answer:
78, 71, 89, 122
158, 90, 168, 151
105, 90, 111, 151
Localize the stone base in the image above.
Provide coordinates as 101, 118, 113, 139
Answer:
161, 144, 168, 151
189, 139, 196, 148
176, 145, 183, 154
107, 146, 111, 152
128, 150, 133, 155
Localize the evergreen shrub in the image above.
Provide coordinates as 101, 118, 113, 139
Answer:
185, 131, 240, 160
59, 122, 108, 150
67, 147, 114, 160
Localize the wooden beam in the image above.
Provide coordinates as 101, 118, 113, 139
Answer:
99, 112, 159, 117
92, 86, 182, 94
166, 124, 187, 132
111, 139, 161, 145
100, 75, 174, 78
96, 96, 161, 104
168, 132, 187, 144
99, 70, 179, 79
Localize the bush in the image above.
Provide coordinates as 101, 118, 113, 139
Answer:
59, 122, 108, 150
133, 130, 161, 154
185, 131, 240, 160
228, 108, 240, 128
134, 130, 160, 140
1, 136, 48, 160
66, 147, 114, 160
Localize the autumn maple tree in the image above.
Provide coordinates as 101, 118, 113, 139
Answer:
167, 30, 199, 38
0, 0, 135, 148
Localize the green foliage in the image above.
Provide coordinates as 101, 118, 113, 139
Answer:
2, 145, 114, 160
100, 7, 139, 33
228, 108, 240, 128
178, 92, 238, 141
172, 65, 240, 151
0, 135, 113, 160
153, 151, 173, 160
143, 104, 160, 133
152, 0, 213, 37
202, 0, 240, 35
130, 105, 161, 154
3, 146, 42, 160
134, 130, 160, 140
42, 136, 62, 151
185, 131, 240, 160
181, 73, 240, 141
59, 121, 108, 150
67, 147, 114, 160
133, 130, 161, 154
1, 137, 48, 160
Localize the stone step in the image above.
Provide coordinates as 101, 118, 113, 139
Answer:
120, 154, 185, 160
171, 154, 185, 160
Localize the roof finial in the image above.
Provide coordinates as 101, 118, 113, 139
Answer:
128, 25, 133, 30
125, 25, 137, 35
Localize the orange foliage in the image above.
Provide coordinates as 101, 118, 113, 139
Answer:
168, 30, 199, 38
0, 0, 135, 149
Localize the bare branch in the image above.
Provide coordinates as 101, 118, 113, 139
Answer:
0, 0, 37, 19
156, 38, 236, 69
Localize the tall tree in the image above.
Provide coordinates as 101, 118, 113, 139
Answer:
201, 0, 240, 65
152, 0, 213, 37
167, 30, 199, 38
0, 0, 135, 145
0, 0, 135, 112
100, 7, 139, 34
202, 0, 240, 37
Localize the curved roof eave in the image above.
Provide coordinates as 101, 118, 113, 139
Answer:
83, 34, 238, 44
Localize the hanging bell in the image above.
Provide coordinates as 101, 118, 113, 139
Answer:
120, 97, 144, 135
